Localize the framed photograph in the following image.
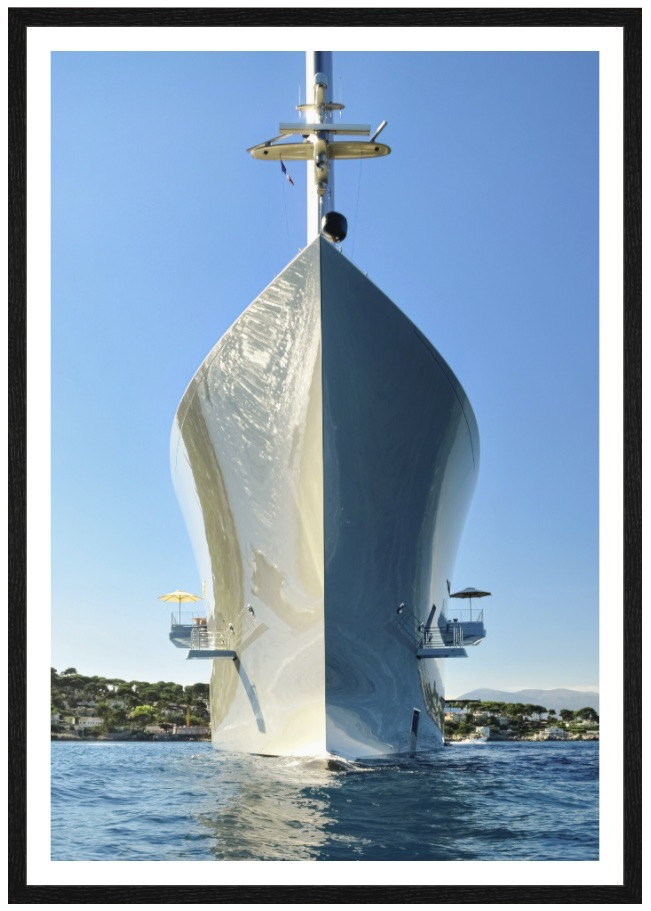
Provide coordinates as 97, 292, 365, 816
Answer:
9, 4, 640, 903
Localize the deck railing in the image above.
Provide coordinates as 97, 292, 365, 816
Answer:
171, 610, 207, 627
190, 627, 233, 651
445, 607, 484, 624
421, 626, 464, 648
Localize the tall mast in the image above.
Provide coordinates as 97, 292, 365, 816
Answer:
305, 51, 335, 242
248, 51, 391, 247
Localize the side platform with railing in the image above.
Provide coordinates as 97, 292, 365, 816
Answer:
169, 605, 267, 661
390, 603, 486, 659
186, 626, 237, 659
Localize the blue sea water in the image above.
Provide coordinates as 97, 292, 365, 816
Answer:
51, 740, 598, 862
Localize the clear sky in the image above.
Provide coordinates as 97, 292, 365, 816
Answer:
50, 49, 599, 694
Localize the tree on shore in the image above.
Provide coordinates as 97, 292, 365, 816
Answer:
525, 704, 547, 720
129, 704, 158, 726
576, 707, 599, 723
484, 701, 506, 716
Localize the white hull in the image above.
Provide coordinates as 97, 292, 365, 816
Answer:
171, 237, 479, 759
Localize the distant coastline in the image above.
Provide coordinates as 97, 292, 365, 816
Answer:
51, 669, 599, 745
51, 732, 210, 742
444, 733, 599, 744
452, 687, 599, 715
50, 668, 211, 742
443, 698, 599, 743
51, 731, 597, 744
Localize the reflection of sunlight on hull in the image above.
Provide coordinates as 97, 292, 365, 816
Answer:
173, 240, 480, 760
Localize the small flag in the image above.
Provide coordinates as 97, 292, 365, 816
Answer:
280, 160, 295, 186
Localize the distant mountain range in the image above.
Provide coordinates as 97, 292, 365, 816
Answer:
452, 688, 599, 713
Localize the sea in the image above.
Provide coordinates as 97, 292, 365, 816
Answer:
51, 740, 598, 862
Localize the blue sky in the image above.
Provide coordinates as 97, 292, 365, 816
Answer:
50, 49, 599, 694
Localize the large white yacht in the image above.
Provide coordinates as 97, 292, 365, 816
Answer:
168, 52, 486, 760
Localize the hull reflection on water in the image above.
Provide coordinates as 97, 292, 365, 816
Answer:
171, 237, 479, 760
50, 741, 599, 861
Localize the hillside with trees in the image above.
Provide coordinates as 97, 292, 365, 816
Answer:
51, 670, 600, 743
454, 688, 599, 714
51, 668, 210, 739
444, 699, 599, 741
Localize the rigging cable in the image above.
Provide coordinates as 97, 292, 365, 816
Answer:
281, 179, 291, 262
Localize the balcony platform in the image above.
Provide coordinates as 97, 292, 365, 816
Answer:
417, 646, 468, 659
186, 648, 237, 660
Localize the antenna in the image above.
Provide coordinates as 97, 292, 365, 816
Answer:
248, 51, 391, 245
370, 120, 388, 143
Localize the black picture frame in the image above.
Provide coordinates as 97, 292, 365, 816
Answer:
8, 5, 641, 904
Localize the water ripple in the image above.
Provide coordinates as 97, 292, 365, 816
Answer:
51, 741, 598, 861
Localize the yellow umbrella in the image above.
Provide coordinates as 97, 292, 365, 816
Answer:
159, 590, 203, 628
158, 589, 202, 606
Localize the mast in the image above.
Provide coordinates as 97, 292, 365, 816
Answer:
248, 51, 391, 247
305, 52, 335, 242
